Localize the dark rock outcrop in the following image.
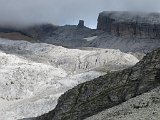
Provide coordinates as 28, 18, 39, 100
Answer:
97, 11, 160, 39
0, 26, 34, 41
21, 24, 59, 40
77, 20, 85, 28
31, 48, 160, 120
0, 24, 58, 41
44, 25, 103, 48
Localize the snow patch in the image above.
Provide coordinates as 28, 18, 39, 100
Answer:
84, 36, 97, 41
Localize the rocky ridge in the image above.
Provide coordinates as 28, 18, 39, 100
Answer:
85, 86, 160, 120
33, 48, 160, 120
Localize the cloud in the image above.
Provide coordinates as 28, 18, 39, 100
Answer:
0, 0, 160, 28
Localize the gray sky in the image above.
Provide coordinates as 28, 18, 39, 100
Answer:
0, 0, 160, 28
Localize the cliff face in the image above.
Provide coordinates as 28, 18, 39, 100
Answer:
33, 48, 160, 120
97, 11, 160, 39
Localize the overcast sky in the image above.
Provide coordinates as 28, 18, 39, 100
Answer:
0, 0, 160, 28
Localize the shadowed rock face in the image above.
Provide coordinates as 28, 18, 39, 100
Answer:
77, 20, 85, 28
21, 24, 59, 40
0, 24, 58, 41
97, 11, 160, 39
31, 48, 160, 120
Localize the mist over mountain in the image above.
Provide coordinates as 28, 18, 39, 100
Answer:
0, 0, 160, 28
0, 1, 160, 120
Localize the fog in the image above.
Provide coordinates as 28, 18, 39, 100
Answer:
0, 0, 160, 28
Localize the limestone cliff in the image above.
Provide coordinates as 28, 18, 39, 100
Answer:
97, 11, 160, 39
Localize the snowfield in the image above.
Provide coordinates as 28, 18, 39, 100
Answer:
0, 38, 139, 120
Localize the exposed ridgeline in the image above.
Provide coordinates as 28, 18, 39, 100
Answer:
0, 24, 58, 41
97, 11, 160, 39
31, 48, 160, 120
0, 14, 160, 53
0, 23, 103, 47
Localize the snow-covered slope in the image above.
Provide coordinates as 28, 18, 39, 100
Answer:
0, 38, 139, 120
0, 39, 139, 73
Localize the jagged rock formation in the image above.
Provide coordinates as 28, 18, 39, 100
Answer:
33, 48, 160, 120
77, 20, 85, 28
97, 11, 160, 39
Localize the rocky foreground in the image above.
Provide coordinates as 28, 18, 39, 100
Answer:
32, 48, 160, 120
